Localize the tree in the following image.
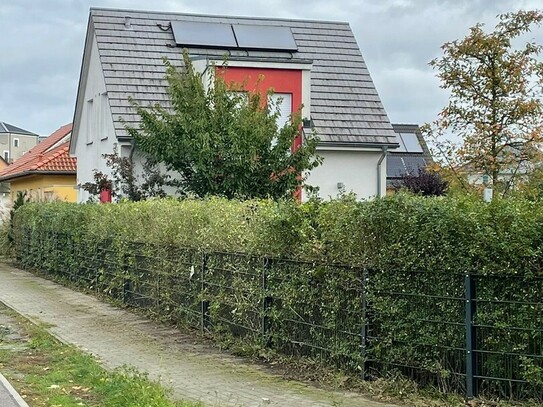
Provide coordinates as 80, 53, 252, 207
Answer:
8, 191, 29, 247
394, 168, 449, 196
81, 152, 169, 202
125, 52, 322, 200
428, 10, 543, 196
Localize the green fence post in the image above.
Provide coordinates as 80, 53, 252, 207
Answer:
200, 252, 210, 332
361, 267, 369, 379
261, 257, 273, 348
465, 272, 478, 399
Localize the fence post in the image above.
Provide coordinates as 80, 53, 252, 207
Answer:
123, 249, 132, 306
361, 267, 369, 379
465, 272, 478, 399
261, 257, 273, 347
200, 252, 210, 332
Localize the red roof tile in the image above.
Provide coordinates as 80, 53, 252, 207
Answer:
0, 123, 76, 181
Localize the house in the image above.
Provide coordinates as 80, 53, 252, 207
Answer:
0, 121, 39, 164
0, 156, 9, 216
0, 124, 77, 202
386, 123, 432, 192
70, 8, 399, 202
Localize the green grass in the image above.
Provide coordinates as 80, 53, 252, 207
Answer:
0, 305, 202, 407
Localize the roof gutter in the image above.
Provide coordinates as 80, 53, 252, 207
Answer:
0, 170, 76, 183
377, 146, 388, 197
317, 141, 399, 149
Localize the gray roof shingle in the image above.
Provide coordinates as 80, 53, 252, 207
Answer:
0, 122, 37, 136
89, 8, 397, 146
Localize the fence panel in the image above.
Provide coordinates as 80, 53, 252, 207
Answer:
16, 227, 543, 401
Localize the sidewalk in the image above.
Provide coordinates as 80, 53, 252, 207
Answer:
0, 263, 397, 407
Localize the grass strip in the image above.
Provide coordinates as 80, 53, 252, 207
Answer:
0, 304, 202, 407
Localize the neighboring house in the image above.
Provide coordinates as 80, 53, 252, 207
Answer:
386, 124, 433, 192
0, 124, 77, 202
0, 121, 39, 164
460, 142, 538, 189
0, 156, 9, 217
70, 8, 398, 202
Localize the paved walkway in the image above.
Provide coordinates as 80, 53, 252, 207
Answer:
0, 263, 397, 407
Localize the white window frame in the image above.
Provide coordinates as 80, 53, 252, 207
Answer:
86, 98, 94, 144
13, 138, 19, 148
3, 150, 9, 162
268, 93, 293, 130
100, 92, 109, 141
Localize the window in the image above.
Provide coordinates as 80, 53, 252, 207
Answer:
268, 93, 292, 129
227, 91, 248, 108
399, 132, 423, 153
3, 150, 8, 162
13, 138, 19, 147
100, 93, 109, 140
267, 93, 292, 148
86, 99, 94, 144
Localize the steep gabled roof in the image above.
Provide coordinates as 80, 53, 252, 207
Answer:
72, 7, 398, 150
0, 124, 76, 182
0, 122, 38, 136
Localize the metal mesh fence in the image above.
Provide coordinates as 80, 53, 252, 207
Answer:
17, 227, 543, 400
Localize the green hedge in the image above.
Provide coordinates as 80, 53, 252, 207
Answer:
12, 195, 543, 399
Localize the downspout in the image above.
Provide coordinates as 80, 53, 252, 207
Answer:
376, 146, 388, 197
129, 138, 136, 161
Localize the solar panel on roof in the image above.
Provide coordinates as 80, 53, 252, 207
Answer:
402, 156, 427, 173
387, 156, 406, 178
232, 24, 297, 51
171, 21, 237, 49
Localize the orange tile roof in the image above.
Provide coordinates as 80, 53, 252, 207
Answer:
0, 123, 76, 181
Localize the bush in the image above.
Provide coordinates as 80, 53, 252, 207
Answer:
12, 194, 543, 400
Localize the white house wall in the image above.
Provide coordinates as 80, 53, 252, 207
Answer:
306, 149, 387, 200
74, 34, 118, 203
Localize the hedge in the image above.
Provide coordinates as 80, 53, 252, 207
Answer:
12, 195, 543, 400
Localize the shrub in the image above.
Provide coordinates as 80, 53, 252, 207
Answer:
12, 195, 543, 400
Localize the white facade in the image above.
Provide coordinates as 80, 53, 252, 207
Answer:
72, 34, 120, 203
306, 148, 387, 201
72, 28, 391, 203
72, 36, 388, 202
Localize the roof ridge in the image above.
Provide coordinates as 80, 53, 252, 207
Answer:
90, 7, 349, 25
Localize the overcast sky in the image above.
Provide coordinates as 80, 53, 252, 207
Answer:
1, 0, 542, 136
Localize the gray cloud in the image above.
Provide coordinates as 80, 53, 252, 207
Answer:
0, 0, 542, 136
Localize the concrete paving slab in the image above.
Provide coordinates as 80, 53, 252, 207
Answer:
0, 263, 399, 407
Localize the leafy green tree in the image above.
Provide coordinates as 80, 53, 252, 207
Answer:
81, 153, 169, 202
428, 10, 543, 196
126, 52, 322, 200
8, 191, 29, 247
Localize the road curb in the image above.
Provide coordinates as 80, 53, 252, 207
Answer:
0, 373, 30, 407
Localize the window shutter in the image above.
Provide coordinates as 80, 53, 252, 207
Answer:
268, 93, 292, 129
